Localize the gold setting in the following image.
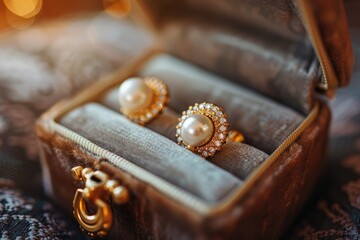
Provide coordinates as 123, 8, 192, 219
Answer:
120, 77, 168, 125
176, 102, 230, 158
227, 130, 245, 143
71, 166, 129, 237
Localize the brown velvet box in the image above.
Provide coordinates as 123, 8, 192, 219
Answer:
36, 0, 353, 239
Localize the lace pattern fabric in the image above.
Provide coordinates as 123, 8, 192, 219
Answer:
0, 187, 85, 240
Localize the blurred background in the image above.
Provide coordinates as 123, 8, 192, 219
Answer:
0, 0, 131, 30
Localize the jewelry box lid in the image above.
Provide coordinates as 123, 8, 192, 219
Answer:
130, 0, 354, 95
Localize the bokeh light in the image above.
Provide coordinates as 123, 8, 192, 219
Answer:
5, 9, 35, 29
3, 0, 43, 29
4, 0, 42, 18
103, 0, 131, 18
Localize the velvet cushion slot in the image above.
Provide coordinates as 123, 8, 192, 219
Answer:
162, 18, 317, 114
102, 94, 269, 180
60, 103, 242, 203
129, 54, 305, 154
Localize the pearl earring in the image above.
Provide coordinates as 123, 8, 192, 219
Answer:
176, 102, 244, 158
118, 77, 168, 125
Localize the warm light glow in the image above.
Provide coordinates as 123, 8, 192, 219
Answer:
4, 0, 43, 19
5, 9, 35, 29
103, 0, 131, 18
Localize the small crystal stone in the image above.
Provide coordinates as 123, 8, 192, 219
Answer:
209, 148, 215, 153
220, 126, 227, 132
193, 106, 198, 111
220, 118, 226, 124
202, 151, 208, 157
218, 133, 225, 140
199, 104, 205, 109
205, 103, 211, 109
215, 141, 221, 147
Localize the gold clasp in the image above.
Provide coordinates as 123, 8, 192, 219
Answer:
71, 166, 129, 237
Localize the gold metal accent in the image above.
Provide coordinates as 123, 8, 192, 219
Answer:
71, 166, 129, 237
226, 130, 245, 143
71, 166, 83, 181
120, 77, 169, 125
112, 186, 130, 204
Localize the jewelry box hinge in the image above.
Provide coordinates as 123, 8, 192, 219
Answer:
71, 166, 129, 238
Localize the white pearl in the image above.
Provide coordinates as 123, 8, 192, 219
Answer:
118, 77, 153, 113
180, 114, 214, 147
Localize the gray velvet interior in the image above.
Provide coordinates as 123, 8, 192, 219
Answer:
98, 54, 304, 183
60, 103, 243, 203
133, 54, 304, 154
162, 17, 318, 114
181, 0, 306, 41
139, 0, 318, 114
99, 97, 269, 179
59, 54, 306, 201
140, 0, 306, 41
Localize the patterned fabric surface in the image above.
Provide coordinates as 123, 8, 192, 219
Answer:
0, 187, 84, 240
0, 2, 360, 239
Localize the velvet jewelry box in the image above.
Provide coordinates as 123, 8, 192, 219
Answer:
36, 0, 354, 239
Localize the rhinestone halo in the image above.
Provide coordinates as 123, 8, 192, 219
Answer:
176, 102, 230, 158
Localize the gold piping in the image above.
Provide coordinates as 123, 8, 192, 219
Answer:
297, 0, 338, 91
208, 102, 320, 215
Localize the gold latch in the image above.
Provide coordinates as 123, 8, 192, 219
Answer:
71, 166, 129, 238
